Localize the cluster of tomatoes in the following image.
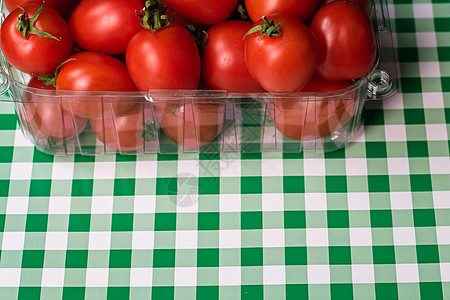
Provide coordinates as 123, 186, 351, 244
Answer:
0, 0, 377, 152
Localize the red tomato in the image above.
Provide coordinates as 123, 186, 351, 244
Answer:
162, 0, 238, 25
69, 0, 144, 55
5, 0, 70, 16
126, 24, 201, 91
90, 104, 155, 152
325, 0, 372, 14
155, 102, 225, 149
245, 0, 320, 22
202, 20, 264, 93
270, 76, 357, 140
310, 1, 376, 81
20, 77, 87, 142
0, 4, 73, 75
56, 51, 138, 119
244, 14, 319, 93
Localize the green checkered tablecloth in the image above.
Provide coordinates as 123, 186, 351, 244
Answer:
1, 0, 449, 299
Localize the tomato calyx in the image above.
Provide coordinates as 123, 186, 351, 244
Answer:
136, 0, 170, 33
35, 135, 65, 152
37, 58, 76, 87
244, 16, 282, 40
140, 118, 158, 142
15, 2, 60, 41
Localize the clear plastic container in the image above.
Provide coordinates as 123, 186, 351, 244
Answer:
0, 0, 398, 155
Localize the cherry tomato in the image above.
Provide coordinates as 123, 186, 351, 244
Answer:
5, 0, 71, 16
270, 76, 356, 140
69, 0, 144, 55
244, 14, 319, 93
155, 102, 225, 149
90, 103, 155, 152
202, 20, 264, 93
20, 77, 87, 142
56, 51, 138, 119
162, 0, 238, 25
126, 24, 201, 91
245, 0, 320, 22
0, 3, 73, 75
310, 1, 376, 81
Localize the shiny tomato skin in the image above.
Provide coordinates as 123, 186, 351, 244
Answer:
5, 0, 70, 16
162, 0, 238, 25
21, 77, 87, 141
155, 102, 225, 149
270, 76, 356, 140
244, 14, 319, 93
56, 51, 138, 119
126, 24, 201, 91
310, 1, 376, 81
0, 4, 73, 75
202, 20, 264, 93
90, 104, 153, 152
245, 0, 320, 22
69, 0, 144, 55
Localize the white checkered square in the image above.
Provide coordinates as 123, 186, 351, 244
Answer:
390, 192, 413, 210
396, 264, 420, 283
219, 159, 241, 177
263, 229, 285, 248
306, 228, 329, 247
45, 232, 68, 250
422, 93, 444, 109
91, 196, 114, 214
41, 268, 65, 287
130, 268, 153, 286
387, 158, 411, 175
2, 232, 25, 250
262, 193, 284, 211
174, 267, 197, 287
6, 197, 29, 214
219, 267, 241, 285
307, 265, 330, 284
416, 32, 437, 48
429, 157, 450, 174
85, 268, 109, 287
133, 196, 156, 213
350, 228, 373, 246
305, 194, 327, 211
345, 159, 368, 176
263, 266, 286, 285
433, 191, 450, 209
0, 268, 21, 287
413, 3, 434, 19
219, 230, 241, 248
132, 231, 155, 250
52, 163, 75, 180
93, 162, 116, 179
419, 62, 441, 78
393, 227, 416, 246
385, 125, 407, 142
261, 159, 284, 177
426, 124, 448, 141
347, 193, 370, 210
352, 265, 375, 283
135, 160, 158, 179
436, 226, 450, 245
9, 162, 32, 180
89, 232, 112, 250
219, 194, 241, 212
303, 159, 326, 176
175, 230, 197, 249
48, 197, 71, 214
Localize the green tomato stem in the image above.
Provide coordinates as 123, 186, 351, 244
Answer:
244, 16, 282, 40
15, 2, 61, 41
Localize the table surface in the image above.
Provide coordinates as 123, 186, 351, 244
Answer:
1, 0, 450, 299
